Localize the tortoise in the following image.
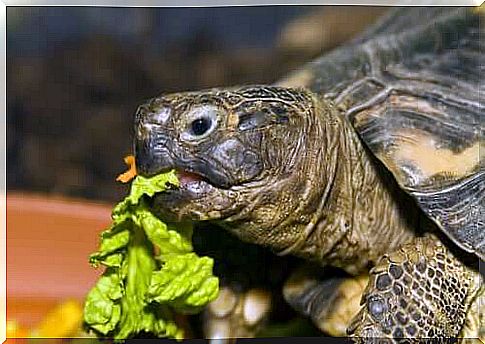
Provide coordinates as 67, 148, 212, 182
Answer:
132, 6, 484, 342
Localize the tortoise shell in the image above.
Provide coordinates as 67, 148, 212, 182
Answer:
279, 7, 484, 260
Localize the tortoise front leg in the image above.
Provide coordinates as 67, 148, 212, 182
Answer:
191, 224, 294, 342
203, 285, 272, 342
283, 263, 369, 336
347, 236, 483, 342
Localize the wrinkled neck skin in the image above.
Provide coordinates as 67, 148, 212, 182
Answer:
220, 94, 417, 275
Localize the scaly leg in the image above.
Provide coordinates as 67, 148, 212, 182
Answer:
283, 263, 369, 336
348, 236, 483, 343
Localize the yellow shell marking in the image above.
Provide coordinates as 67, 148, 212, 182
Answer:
391, 129, 481, 183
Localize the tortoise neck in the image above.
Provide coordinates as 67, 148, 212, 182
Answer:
284, 104, 417, 274
220, 95, 417, 274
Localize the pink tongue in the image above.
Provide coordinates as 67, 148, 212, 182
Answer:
176, 170, 203, 184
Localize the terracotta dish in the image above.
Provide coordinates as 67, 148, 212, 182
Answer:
7, 193, 112, 331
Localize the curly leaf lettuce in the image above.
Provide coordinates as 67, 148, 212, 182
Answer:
83, 171, 219, 340
148, 253, 219, 312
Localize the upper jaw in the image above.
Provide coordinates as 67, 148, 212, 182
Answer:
137, 155, 233, 190
135, 134, 234, 189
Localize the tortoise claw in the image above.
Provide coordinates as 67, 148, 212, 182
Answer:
203, 286, 272, 341
283, 264, 368, 337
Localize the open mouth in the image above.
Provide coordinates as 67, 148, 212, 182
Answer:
176, 169, 208, 186
172, 164, 231, 189
150, 168, 217, 217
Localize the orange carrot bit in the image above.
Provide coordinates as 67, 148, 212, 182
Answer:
116, 155, 137, 183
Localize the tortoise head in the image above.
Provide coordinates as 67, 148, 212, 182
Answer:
134, 86, 334, 249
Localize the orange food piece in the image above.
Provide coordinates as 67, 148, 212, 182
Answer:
116, 155, 137, 183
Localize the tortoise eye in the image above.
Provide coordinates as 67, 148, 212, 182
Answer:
181, 105, 219, 141
190, 117, 212, 136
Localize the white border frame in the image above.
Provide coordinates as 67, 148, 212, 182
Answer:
1, 1, 482, 343
1, 1, 6, 343
1, 0, 484, 6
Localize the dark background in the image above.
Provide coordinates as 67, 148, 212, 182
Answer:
7, 6, 385, 202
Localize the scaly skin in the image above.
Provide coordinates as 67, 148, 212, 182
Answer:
133, 85, 482, 340
136, 86, 416, 275
265, 94, 419, 274
348, 235, 483, 342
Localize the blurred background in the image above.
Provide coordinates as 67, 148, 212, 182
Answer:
6, 6, 387, 340
7, 5, 386, 202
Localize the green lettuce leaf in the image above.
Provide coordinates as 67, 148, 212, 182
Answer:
83, 170, 219, 340
127, 172, 179, 205
147, 253, 219, 313
83, 269, 123, 334
135, 205, 193, 255
89, 224, 130, 267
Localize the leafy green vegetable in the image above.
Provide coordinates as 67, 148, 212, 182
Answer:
147, 253, 219, 312
83, 171, 219, 340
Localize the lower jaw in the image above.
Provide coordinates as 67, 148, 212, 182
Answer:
150, 186, 211, 222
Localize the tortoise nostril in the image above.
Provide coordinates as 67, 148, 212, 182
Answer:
148, 108, 171, 124
134, 135, 175, 177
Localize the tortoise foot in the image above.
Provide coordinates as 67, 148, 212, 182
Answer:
348, 236, 483, 343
